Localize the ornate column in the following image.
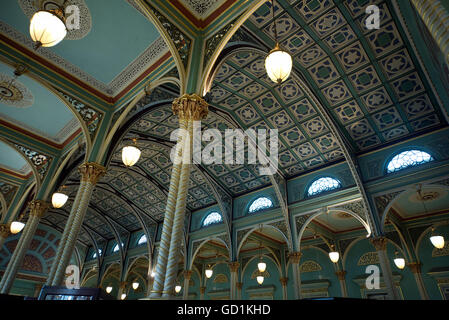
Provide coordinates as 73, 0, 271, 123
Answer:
236, 282, 243, 300
228, 261, 240, 300
0, 200, 49, 294
0, 224, 11, 252
182, 270, 192, 300
200, 286, 206, 300
408, 262, 429, 300
162, 94, 208, 299
370, 236, 400, 300
410, 0, 449, 66
52, 162, 106, 286
280, 277, 288, 300
335, 270, 348, 297
289, 252, 302, 300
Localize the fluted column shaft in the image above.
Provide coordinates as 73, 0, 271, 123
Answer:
411, 0, 449, 66
371, 237, 400, 300
182, 270, 192, 300
289, 252, 302, 300
200, 286, 206, 300
229, 262, 239, 300
150, 120, 186, 299
280, 277, 288, 300
162, 94, 208, 298
46, 179, 86, 285
0, 200, 49, 294
408, 262, 429, 300
335, 270, 348, 297
236, 282, 243, 300
52, 163, 106, 286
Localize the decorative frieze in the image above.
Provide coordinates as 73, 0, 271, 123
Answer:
299, 260, 322, 273
357, 252, 379, 266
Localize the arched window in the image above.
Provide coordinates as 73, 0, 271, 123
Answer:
92, 249, 102, 259
113, 243, 123, 253
387, 150, 434, 173
202, 211, 222, 227
307, 177, 342, 197
137, 234, 147, 245
248, 197, 273, 213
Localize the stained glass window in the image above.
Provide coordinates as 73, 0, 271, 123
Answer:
387, 150, 434, 173
248, 197, 273, 213
138, 235, 147, 245
202, 212, 222, 227
307, 177, 342, 197
92, 249, 102, 258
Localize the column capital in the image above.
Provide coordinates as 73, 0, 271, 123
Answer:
228, 261, 240, 272
119, 281, 127, 290
183, 270, 193, 279
335, 270, 347, 280
0, 224, 11, 238
172, 94, 209, 121
29, 200, 50, 218
79, 162, 106, 185
236, 282, 243, 290
280, 277, 288, 286
288, 252, 302, 264
200, 286, 206, 294
407, 262, 422, 274
370, 236, 388, 251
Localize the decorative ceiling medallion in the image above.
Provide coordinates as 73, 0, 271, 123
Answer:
0, 73, 34, 108
18, 0, 92, 40
411, 191, 440, 202
335, 211, 353, 219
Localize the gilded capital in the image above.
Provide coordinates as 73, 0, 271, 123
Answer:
236, 282, 243, 290
335, 270, 347, 280
289, 252, 302, 264
172, 94, 209, 121
407, 262, 421, 274
370, 236, 388, 251
200, 286, 206, 294
29, 200, 50, 218
228, 261, 240, 272
79, 162, 106, 185
183, 270, 193, 279
0, 224, 11, 238
280, 277, 288, 286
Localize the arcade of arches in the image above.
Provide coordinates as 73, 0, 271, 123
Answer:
0, 0, 449, 300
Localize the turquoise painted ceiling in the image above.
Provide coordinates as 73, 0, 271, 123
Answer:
0, 140, 30, 174
1, 0, 162, 85
0, 62, 77, 143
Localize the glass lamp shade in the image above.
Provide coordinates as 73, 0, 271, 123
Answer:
132, 282, 139, 290
120, 293, 126, 300
10, 221, 25, 234
52, 192, 68, 208
430, 235, 445, 249
122, 145, 141, 167
257, 262, 267, 273
30, 10, 67, 48
256, 276, 264, 285
329, 251, 340, 263
151, 271, 155, 278
175, 285, 182, 293
265, 44, 293, 84
106, 286, 113, 294
205, 269, 213, 279
394, 258, 405, 270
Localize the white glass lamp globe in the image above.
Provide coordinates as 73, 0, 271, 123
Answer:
257, 262, 267, 273
394, 258, 405, 270
151, 271, 155, 278
30, 10, 67, 48
430, 235, 445, 249
120, 293, 126, 300
265, 43, 292, 84
122, 145, 141, 167
106, 286, 113, 294
329, 251, 340, 263
175, 285, 182, 293
132, 282, 139, 290
205, 268, 213, 279
52, 192, 68, 208
256, 276, 264, 285
10, 221, 25, 234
